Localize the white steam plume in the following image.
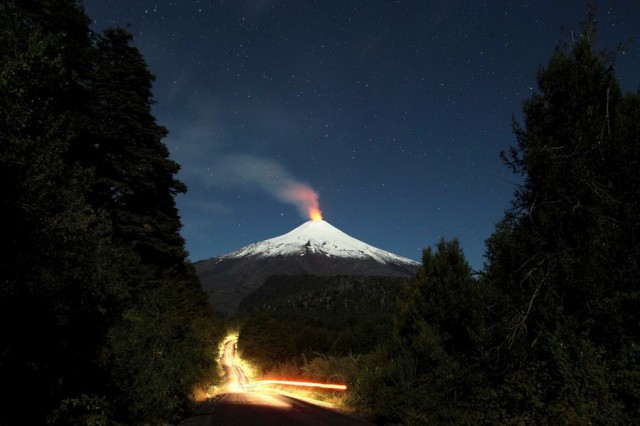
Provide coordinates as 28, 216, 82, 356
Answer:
203, 154, 320, 219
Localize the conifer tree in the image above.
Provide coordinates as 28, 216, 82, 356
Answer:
89, 27, 220, 423
1, 1, 221, 423
483, 14, 640, 422
91, 27, 188, 270
348, 239, 480, 424
0, 3, 131, 423
393, 239, 482, 424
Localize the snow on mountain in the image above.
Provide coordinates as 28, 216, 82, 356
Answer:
194, 220, 420, 316
222, 220, 420, 267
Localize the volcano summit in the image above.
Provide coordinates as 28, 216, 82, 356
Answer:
194, 220, 420, 316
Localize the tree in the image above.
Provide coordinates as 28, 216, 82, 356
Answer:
483, 14, 640, 423
0, 1, 221, 423
0, 3, 131, 423
349, 239, 482, 424
91, 27, 188, 270
395, 239, 483, 424
103, 266, 219, 424
88, 26, 221, 423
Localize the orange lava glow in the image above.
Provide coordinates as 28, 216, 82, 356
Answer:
309, 208, 323, 221
249, 379, 347, 391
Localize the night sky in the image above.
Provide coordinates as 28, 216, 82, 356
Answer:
83, 1, 640, 270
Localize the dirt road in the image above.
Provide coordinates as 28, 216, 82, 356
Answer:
182, 390, 371, 426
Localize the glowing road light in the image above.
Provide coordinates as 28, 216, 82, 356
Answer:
247, 379, 347, 391
220, 333, 347, 403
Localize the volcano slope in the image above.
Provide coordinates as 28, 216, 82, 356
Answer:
194, 220, 419, 316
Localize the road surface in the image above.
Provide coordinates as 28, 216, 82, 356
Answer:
181, 337, 371, 426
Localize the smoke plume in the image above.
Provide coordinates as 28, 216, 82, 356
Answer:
205, 154, 321, 220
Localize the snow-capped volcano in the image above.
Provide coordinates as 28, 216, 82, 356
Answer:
194, 220, 420, 316
222, 220, 419, 266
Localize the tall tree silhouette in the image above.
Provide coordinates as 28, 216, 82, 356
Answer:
0, 2, 220, 424
0, 2, 130, 423
484, 14, 640, 422
92, 27, 188, 270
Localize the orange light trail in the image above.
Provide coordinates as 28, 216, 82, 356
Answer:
248, 379, 346, 391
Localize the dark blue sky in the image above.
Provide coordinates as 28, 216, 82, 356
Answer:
84, 0, 639, 269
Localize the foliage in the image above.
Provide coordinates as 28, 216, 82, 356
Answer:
90, 27, 188, 270
481, 14, 640, 424
346, 240, 482, 424
104, 272, 219, 423
346, 346, 416, 424
0, 1, 221, 424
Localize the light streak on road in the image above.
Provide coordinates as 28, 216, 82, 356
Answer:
181, 335, 365, 425
247, 379, 347, 391
221, 336, 250, 392
221, 335, 347, 393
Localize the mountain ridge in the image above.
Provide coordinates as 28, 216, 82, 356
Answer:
195, 220, 419, 316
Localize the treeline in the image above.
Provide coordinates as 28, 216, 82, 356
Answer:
0, 1, 221, 424
240, 275, 404, 318
239, 18, 640, 425
238, 275, 406, 367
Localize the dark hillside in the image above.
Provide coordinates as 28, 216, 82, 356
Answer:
237, 275, 408, 373
196, 253, 417, 316
240, 274, 406, 322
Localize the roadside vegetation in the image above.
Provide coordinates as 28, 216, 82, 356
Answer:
0, 1, 223, 424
